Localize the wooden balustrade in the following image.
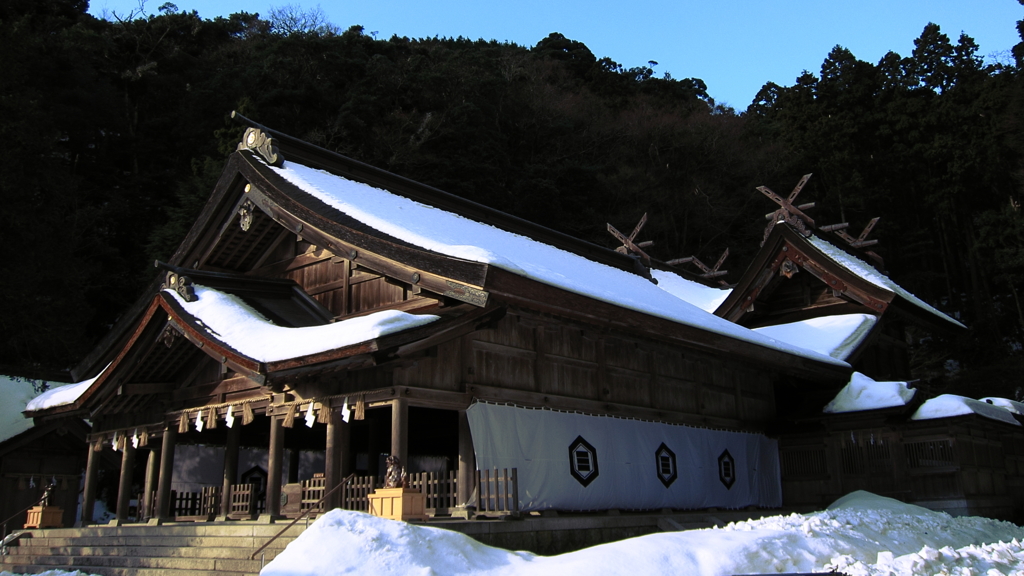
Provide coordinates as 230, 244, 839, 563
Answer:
134, 468, 504, 522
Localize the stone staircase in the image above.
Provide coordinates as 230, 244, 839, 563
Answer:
0, 521, 308, 576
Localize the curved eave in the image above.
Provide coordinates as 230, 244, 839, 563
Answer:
158, 292, 266, 380
716, 225, 893, 324
235, 114, 651, 278
484, 267, 850, 382
25, 298, 169, 419
236, 151, 493, 304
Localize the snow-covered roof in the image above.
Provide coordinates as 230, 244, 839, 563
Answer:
911, 394, 1020, 426
269, 161, 848, 367
823, 371, 916, 414
754, 314, 877, 361
260, 491, 1024, 576
651, 269, 732, 313
168, 285, 440, 363
981, 397, 1024, 415
1, 375, 40, 444
25, 373, 99, 413
807, 236, 964, 329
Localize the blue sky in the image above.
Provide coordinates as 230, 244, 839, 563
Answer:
87, 0, 1022, 109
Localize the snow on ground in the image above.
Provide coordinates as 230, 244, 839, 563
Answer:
0, 375, 39, 443
262, 491, 1024, 576
823, 372, 916, 414
269, 161, 847, 367
168, 285, 439, 363
912, 394, 1021, 426
754, 314, 877, 361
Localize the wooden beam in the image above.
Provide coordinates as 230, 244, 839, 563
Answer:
171, 375, 264, 403
123, 383, 175, 396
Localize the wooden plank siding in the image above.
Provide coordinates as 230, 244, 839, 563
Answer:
389, 310, 778, 426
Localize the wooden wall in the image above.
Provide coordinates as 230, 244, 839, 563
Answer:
255, 240, 435, 319
392, 309, 777, 426
1, 424, 88, 529
779, 416, 1022, 520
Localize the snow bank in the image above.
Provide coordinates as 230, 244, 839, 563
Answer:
755, 314, 877, 361
268, 161, 847, 367
823, 372, 916, 414
261, 491, 1024, 576
169, 285, 439, 363
0, 375, 40, 443
808, 236, 965, 329
912, 394, 1021, 426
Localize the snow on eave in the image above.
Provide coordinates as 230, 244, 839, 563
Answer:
24, 372, 101, 413
823, 371, 916, 414
264, 160, 848, 369
754, 314, 877, 361
981, 397, 1024, 415
650, 269, 732, 313
911, 394, 1021, 426
806, 235, 965, 329
167, 285, 440, 364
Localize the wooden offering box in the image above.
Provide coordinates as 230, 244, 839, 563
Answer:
24, 506, 63, 528
368, 488, 427, 522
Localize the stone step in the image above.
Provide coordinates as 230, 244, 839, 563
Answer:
12, 534, 297, 548
3, 563, 251, 576
7, 543, 291, 559
1, 521, 307, 576
27, 522, 309, 538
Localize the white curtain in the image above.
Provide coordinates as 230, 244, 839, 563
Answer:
467, 403, 781, 511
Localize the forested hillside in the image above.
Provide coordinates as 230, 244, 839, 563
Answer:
3, 0, 1023, 398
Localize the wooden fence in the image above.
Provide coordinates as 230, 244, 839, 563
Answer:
341, 475, 376, 512
228, 483, 260, 519
136, 467, 516, 521
170, 486, 220, 521
407, 471, 458, 515
476, 468, 518, 517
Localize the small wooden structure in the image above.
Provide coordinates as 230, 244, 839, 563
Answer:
368, 488, 428, 522
23, 506, 63, 529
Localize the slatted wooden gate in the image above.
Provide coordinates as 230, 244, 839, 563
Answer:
476, 468, 518, 517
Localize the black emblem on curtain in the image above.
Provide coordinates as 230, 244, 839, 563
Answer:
568, 436, 599, 487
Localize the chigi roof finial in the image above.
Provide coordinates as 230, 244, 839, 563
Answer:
758, 173, 815, 245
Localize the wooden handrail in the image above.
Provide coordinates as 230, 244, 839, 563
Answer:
250, 473, 356, 562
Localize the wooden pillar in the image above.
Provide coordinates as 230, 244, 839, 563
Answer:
115, 440, 137, 522
142, 448, 160, 519
80, 442, 99, 526
325, 410, 350, 509
367, 418, 380, 480
288, 449, 300, 484
220, 424, 241, 518
457, 409, 476, 507
155, 425, 177, 520
266, 415, 284, 517
391, 399, 409, 470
